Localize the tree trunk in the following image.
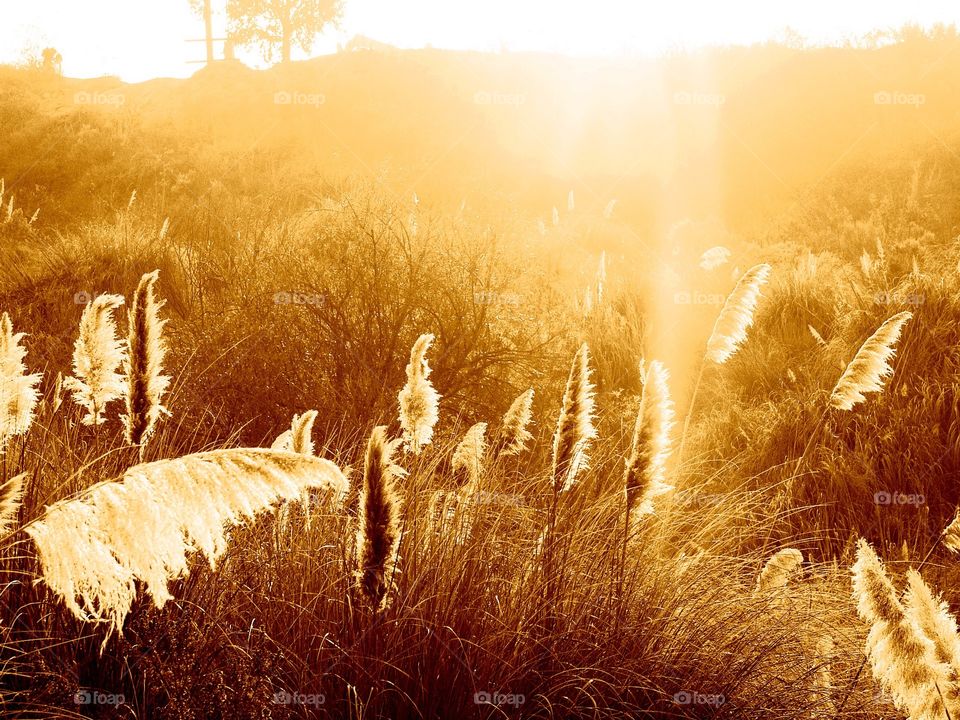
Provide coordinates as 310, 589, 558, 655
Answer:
281, 32, 291, 63
203, 0, 213, 64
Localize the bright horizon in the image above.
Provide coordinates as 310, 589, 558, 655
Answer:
2, 0, 960, 82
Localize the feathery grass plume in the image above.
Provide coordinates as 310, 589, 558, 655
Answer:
0, 473, 26, 536
624, 360, 674, 522
123, 270, 171, 445
705, 263, 770, 364
452, 422, 486, 488
582, 287, 593, 317
943, 509, 960, 554
860, 250, 873, 277
699, 245, 731, 271
271, 410, 320, 526
0, 312, 42, 449
288, 410, 318, 455
567, 189, 575, 211
551, 206, 560, 226
851, 539, 958, 719
398, 333, 441, 455
63, 294, 126, 425
355, 426, 403, 611
493, 388, 534, 456
904, 570, 960, 676
756, 548, 803, 592
26, 448, 347, 646
551, 343, 597, 494
808, 324, 827, 346
829, 311, 912, 411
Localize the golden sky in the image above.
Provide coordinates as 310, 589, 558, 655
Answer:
2, 0, 959, 81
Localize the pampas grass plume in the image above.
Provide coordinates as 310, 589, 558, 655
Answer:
0, 312, 42, 448
63, 294, 126, 425
830, 311, 911, 411
705, 263, 771, 364
398, 334, 441, 455
552, 343, 597, 494
26, 448, 347, 646
355, 426, 404, 611
123, 271, 171, 445
624, 360, 673, 522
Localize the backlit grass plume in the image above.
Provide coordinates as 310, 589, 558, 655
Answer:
0, 472, 26, 536
756, 548, 804, 592
398, 333, 441, 455
63, 294, 126, 425
452, 422, 486, 488
271, 410, 318, 455
851, 539, 958, 719
552, 343, 597, 494
943, 509, 960, 555
624, 360, 674, 522
492, 388, 534, 456
355, 426, 403, 611
26, 448, 348, 646
829, 311, 912, 411
123, 271, 171, 446
705, 263, 771, 364
0, 312, 42, 449
904, 570, 960, 676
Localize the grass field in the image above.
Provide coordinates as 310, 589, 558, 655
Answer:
5, 29, 960, 718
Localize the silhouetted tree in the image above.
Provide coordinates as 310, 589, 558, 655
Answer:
41, 48, 62, 76
225, 0, 343, 64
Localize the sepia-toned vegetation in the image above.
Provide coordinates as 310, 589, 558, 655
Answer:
5, 25, 960, 720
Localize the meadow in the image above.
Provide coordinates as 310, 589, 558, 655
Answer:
5, 32, 960, 719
